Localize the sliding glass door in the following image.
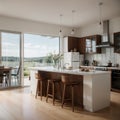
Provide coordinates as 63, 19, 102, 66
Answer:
0, 31, 60, 88
0, 31, 21, 88
23, 33, 59, 86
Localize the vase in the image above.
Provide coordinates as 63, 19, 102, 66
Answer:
53, 60, 59, 69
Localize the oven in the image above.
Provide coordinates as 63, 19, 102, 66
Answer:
95, 67, 108, 71
111, 69, 120, 92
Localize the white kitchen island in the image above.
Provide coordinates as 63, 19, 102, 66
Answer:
30, 67, 111, 112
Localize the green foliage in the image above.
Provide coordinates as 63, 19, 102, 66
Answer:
47, 52, 63, 64
24, 70, 30, 76
45, 54, 53, 63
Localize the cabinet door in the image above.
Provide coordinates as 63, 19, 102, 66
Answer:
96, 35, 101, 53
114, 32, 120, 53
63, 36, 79, 52
68, 36, 79, 52
79, 37, 86, 54
86, 38, 92, 53
86, 35, 101, 53
79, 35, 101, 54
92, 40, 96, 52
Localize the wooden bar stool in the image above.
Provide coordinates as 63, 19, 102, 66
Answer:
46, 79, 61, 105
35, 72, 47, 100
61, 75, 80, 112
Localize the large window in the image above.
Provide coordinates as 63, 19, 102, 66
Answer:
0, 31, 21, 88
1, 32, 20, 67
24, 33, 59, 76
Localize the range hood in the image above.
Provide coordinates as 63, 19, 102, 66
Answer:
96, 20, 113, 48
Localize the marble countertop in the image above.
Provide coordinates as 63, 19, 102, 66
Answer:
29, 67, 111, 76
80, 65, 120, 70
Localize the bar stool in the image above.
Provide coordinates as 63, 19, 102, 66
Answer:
61, 75, 80, 112
35, 72, 47, 100
46, 78, 61, 105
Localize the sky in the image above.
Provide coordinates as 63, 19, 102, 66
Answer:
24, 34, 59, 58
1, 33, 59, 58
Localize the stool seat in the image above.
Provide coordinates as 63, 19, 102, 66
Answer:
61, 75, 80, 112
35, 72, 47, 100
48, 79, 61, 82
46, 78, 61, 105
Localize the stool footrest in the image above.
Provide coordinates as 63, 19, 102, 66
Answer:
46, 79, 62, 105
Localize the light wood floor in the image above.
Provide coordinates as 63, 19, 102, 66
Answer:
0, 87, 120, 120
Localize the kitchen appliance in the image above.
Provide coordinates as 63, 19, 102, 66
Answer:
84, 60, 89, 66
95, 66, 108, 71
96, 20, 113, 48
64, 52, 83, 69
111, 69, 120, 92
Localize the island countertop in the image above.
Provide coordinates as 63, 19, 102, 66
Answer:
30, 66, 111, 112
29, 66, 111, 75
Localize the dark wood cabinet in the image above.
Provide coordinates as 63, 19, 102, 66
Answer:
67, 36, 79, 52
63, 36, 79, 52
78, 37, 86, 54
64, 35, 101, 54
78, 35, 101, 54
114, 32, 120, 53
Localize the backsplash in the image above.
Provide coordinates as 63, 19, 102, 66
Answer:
85, 48, 120, 66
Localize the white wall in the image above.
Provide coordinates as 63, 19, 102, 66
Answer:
76, 17, 120, 66
0, 15, 72, 36
76, 17, 120, 38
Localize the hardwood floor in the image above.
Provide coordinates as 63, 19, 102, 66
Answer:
0, 87, 120, 120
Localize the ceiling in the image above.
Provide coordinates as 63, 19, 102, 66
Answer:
0, 0, 120, 27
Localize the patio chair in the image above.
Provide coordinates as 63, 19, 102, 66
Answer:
11, 66, 20, 85
0, 66, 8, 86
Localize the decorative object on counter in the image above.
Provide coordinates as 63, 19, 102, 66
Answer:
84, 60, 89, 66
70, 49, 73, 52
92, 60, 98, 66
80, 68, 90, 72
73, 48, 77, 52
66, 66, 73, 70
70, 48, 77, 52
47, 52, 63, 68
108, 60, 112, 67
115, 64, 119, 67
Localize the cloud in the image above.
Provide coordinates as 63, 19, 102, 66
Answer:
2, 42, 15, 47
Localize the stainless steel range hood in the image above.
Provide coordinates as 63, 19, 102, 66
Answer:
96, 20, 113, 48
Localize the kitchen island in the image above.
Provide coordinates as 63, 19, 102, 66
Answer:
30, 67, 111, 112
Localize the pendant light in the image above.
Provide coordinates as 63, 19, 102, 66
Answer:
99, 2, 103, 25
71, 10, 75, 35
98, 2, 103, 34
59, 14, 63, 36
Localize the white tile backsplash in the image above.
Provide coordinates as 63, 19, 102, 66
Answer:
85, 48, 120, 66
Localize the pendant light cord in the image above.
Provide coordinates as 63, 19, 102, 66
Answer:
99, 2, 103, 25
